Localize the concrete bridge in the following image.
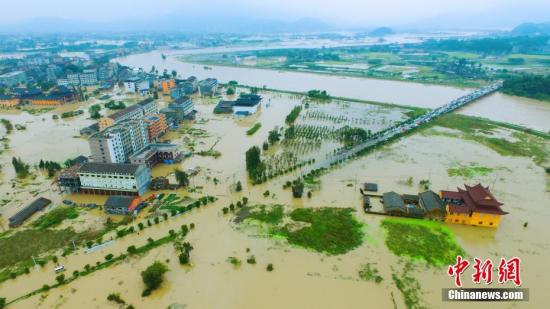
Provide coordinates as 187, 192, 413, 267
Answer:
317, 81, 503, 168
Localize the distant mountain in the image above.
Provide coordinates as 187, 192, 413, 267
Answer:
0, 16, 333, 34
368, 27, 394, 37
511, 22, 550, 35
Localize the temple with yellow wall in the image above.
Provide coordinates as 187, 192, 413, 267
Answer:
441, 184, 507, 228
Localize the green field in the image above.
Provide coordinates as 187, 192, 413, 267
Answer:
237, 206, 364, 255
381, 218, 464, 267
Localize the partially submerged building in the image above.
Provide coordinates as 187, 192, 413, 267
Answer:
89, 119, 149, 163
143, 114, 168, 142
233, 94, 262, 116
198, 78, 218, 96
160, 96, 195, 126
382, 192, 407, 216
98, 98, 157, 130
8, 197, 52, 228
382, 190, 444, 218
213, 94, 262, 116
419, 190, 445, 218
129, 143, 182, 168
213, 100, 235, 114
441, 184, 507, 227
104, 195, 143, 215
78, 162, 151, 196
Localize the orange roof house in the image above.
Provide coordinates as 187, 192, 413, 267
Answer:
0, 94, 20, 108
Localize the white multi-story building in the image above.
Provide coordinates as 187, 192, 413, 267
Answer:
89, 119, 149, 163
67, 73, 81, 86
123, 77, 140, 93
79, 69, 98, 86
78, 162, 151, 196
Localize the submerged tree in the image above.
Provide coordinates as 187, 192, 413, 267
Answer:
245, 146, 265, 182
11, 157, 30, 178
174, 169, 190, 187
268, 128, 281, 144
141, 261, 168, 296
291, 178, 305, 198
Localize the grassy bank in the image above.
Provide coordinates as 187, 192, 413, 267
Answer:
6, 228, 187, 306
33, 206, 79, 229
232, 84, 430, 113
246, 123, 262, 136
426, 114, 550, 165
236, 205, 364, 255
447, 163, 495, 179
381, 218, 464, 267
178, 56, 483, 88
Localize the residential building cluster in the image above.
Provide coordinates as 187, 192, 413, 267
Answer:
59, 94, 194, 197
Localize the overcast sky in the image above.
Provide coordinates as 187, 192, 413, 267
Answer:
2, 0, 549, 29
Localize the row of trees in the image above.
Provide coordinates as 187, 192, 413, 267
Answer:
502, 74, 550, 101
38, 160, 62, 177
245, 146, 265, 183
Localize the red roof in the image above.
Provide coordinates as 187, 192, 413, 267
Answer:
461, 184, 503, 207
441, 183, 508, 215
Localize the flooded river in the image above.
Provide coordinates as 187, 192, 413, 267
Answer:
116, 50, 550, 131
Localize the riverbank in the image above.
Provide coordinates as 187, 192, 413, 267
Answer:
179, 56, 486, 89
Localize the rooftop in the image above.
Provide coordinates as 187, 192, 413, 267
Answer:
419, 190, 444, 212
104, 195, 137, 209
234, 94, 262, 107
383, 191, 405, 213
79, 162, 142, 175
441, 184, 507, 215
108, 103, 142, 120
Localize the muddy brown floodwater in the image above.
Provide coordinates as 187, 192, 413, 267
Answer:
0, 87, 549, 308
116, 50, 550, 132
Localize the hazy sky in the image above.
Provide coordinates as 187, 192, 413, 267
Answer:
2, 0, 549, 28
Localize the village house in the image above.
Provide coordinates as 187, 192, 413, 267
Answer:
441, 184, 508, 227
104, 195, 143, 215
381, 190, 444, 218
